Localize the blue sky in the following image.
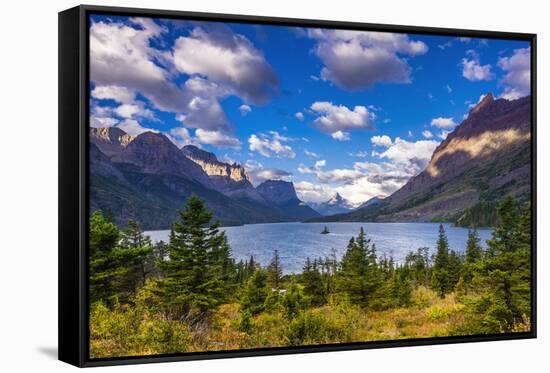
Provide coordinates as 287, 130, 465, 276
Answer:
89, 15, 531, 206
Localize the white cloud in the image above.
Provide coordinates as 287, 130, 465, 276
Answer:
294, 181, 335, 204
239, 104, 252, 116
173, 26, 278, 105
116, 119, 157, 137
348, 151, 369, 158
457, 37, 471, 43
90, 116, 119, 128
461, 50, 494, 81
408, 130, 414, 137
498, 47, 531, 100
314, 159, 326, 169
310, 101, 373, 140
331, 131, 350, 141
308, 29, 428, 90
422, 130, 433, 138
431, 117, 456, 129
248, 132, 296, 158
195, 129, 241, 149
376, 137, 439, 172
90, 18, 186, 112
371, 135, 393, 147
304, 149, 320, 158
244, 160, 292, 185
92, 85, 135, 104
446, 84, 452, 93
168, 127, 198, 148
438, 130, 451, 140
295, 112, 305, 121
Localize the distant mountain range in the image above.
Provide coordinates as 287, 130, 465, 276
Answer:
90, 128, 319, 229
309, 193, 355, 216
311, 94, 531, 226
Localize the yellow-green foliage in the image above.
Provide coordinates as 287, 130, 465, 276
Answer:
90, 281, 190, 358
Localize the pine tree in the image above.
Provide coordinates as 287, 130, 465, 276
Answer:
336, 228, 381, 307
464, 228, 483, 285
240, 269, 269, 315
431, 224, 451, 297
89, 211, 151, 304
157, 195, 233, 320
267, 250, 283, 290
470, 196, 531, 332
301, 257, 325, 306
119, 220, 153, 287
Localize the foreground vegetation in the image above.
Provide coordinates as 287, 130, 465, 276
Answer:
89, 196, 531, 358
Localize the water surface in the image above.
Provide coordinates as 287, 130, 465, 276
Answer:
146, 222, 493, 274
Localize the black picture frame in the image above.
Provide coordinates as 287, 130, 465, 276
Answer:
59, 4, 537, 367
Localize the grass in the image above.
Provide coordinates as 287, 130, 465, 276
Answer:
90, 287, 478, 358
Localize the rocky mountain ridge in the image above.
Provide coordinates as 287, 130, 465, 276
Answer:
312, 94, 531, 225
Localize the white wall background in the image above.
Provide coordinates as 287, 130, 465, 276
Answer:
0, 0, 547, 371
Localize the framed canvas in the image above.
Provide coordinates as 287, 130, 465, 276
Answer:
58, 4, 537, 367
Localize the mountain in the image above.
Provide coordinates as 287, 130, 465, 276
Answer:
90, 127, 318, 229
256, 180, 321, 220
181, 145, 267, 203
357, 196, 384, 209
311, 193, 355, 216
313, 94, 531, 226
90, 127, 134, 157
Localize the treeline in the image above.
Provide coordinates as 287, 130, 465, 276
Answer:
89, 195, 531, 357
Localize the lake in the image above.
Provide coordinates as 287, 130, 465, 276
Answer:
145, 222, 493, 274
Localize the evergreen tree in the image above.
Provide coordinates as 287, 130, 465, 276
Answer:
470, 197, 531, 332
240, 269, 269, 315
431, 224, 451, 297
464, 228, 483, 285
301, 257, 325, 306
447, 249, 464, 290
267, 250, 283, 290
157, 195, 233, 320
336, 228, 381, 307
119, 220, 153, 287
89, 211, 150, 304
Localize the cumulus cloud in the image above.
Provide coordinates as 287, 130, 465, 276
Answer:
331, 131, 350, 141
295, 112, 305, 121
173, 25, 278, 105
90, 18, 185, 112
376, 137, 439, 172
294, 181, 335, 203
371, 135, 393, 147
239, 104, 252, 116
422, 130, 433, 138
92, 85, 135, 104
308, 29, 427, 90
168, 127, 198, 148
248, 132, 296, 158
90, 18, 278, 151
116, 119, 157, 137
498, 47, 531, 100
195, 129, 241, 149
461, 50, 494, 81
309, 101, 374, 140
244, 160, 292, 185
431, 117, 456, 129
